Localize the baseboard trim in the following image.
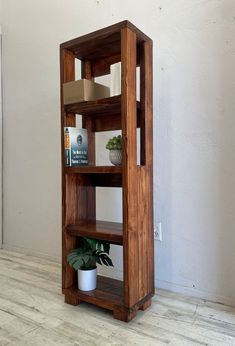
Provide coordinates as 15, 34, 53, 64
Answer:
98, 269, 235, 307
156, 278, 235, 307
2, 243, 61, 263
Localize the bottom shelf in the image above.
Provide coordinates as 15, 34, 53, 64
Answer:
64, 276, 124, 311
63, 275, 154, 321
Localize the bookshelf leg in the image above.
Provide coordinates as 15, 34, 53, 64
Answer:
113, 308, 137, 322
139, 298, 152, 311
64, 293, 80, 306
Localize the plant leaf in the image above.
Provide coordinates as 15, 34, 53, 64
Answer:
94, 255, 102, 265
73, 259, 82, 271
101, 256, 108, 266
100, 253, 114, 267
106, 257, 114, 267
96, 241, 102, 252
67, 238, 113, 269
103, 242, 110, 254
84, 237, 97, 250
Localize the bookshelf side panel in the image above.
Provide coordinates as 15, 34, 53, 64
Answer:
139, 40, 154, 298
121, 27, 139, 307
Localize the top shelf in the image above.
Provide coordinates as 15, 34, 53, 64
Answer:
60, 20, 152, 62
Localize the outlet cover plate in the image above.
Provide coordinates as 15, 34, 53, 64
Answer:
154, 222, 162, 241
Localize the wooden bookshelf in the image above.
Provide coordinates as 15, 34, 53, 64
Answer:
60, 20, 154, 322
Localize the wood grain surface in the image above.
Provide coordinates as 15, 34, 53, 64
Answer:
61, 21, 154, 321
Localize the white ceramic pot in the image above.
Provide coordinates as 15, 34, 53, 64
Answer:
77, 267, 97, 291
109, 150, 122, 166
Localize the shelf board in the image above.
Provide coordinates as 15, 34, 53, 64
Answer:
65, 165, 122, 174
65, 95, 120, 116
64, 95, 141, 132
64, 276, 124, 311
66, 220, 123, 245
65, 95, 140, 117
60, 20, 151, 63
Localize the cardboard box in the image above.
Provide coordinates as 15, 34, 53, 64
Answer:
63, 79, 110, 105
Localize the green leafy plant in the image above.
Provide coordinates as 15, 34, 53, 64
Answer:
105, 135, 122, 150
67, 237, 114, 271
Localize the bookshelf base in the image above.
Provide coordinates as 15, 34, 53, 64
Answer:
63, 275, 154, 322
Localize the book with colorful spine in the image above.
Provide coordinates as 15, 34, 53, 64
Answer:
64, 127, 88, 166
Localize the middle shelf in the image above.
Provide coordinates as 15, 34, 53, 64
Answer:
66, 219, 123, 245
65, 95, 140, 116
65, 166, 122, 187
64, 166, 122, 174
64, 95, 141, 132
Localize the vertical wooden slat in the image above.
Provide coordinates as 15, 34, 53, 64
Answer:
137, 167, 145, 299
121, 27, 139, 307
144, 41, 154, 295
140, 40, 153, 168
139, 40, 154, 296
140, 44, 146, 165
81, 59, 94, 80
81, 60, 96, 222
60, 48, 77, 289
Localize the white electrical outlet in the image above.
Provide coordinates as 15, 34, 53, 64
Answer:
154, 222, 162, 241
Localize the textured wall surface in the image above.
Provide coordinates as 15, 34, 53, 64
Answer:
1, 0, 235, 305
0, 23, 2, 248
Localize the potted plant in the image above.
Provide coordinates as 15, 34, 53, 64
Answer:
106, 135, 122, 166
67, 237, 113, 291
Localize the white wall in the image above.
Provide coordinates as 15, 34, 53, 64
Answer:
0, 0, 2, 248
1, 0, 235, 305
0, 23, 2, 248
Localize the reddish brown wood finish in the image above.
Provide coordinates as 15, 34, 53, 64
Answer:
64, 166, 122, 174
139, 298, 152, 311
65, 95, 140, 116
121, 27, 139, 308
64, 276, 154, 321
81, 60, 96, 222
140, 40, 154, 298
64, 169, 122, 188
61, 49, 77, 290
60, 20, 151, 64
66, 220, 123, 245
64, 276, 124, 310
61, 21, 154, 322
65, 96, 141, 132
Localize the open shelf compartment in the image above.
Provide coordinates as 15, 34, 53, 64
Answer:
65, 165, 122, 174
65, 95, 140, 117
65, 96, 141, 132
66, 220, 123, 245
64, 275, 154, 322
64, 276, 124, 311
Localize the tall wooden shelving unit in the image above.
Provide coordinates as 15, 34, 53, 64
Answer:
60, 21, 154, 322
